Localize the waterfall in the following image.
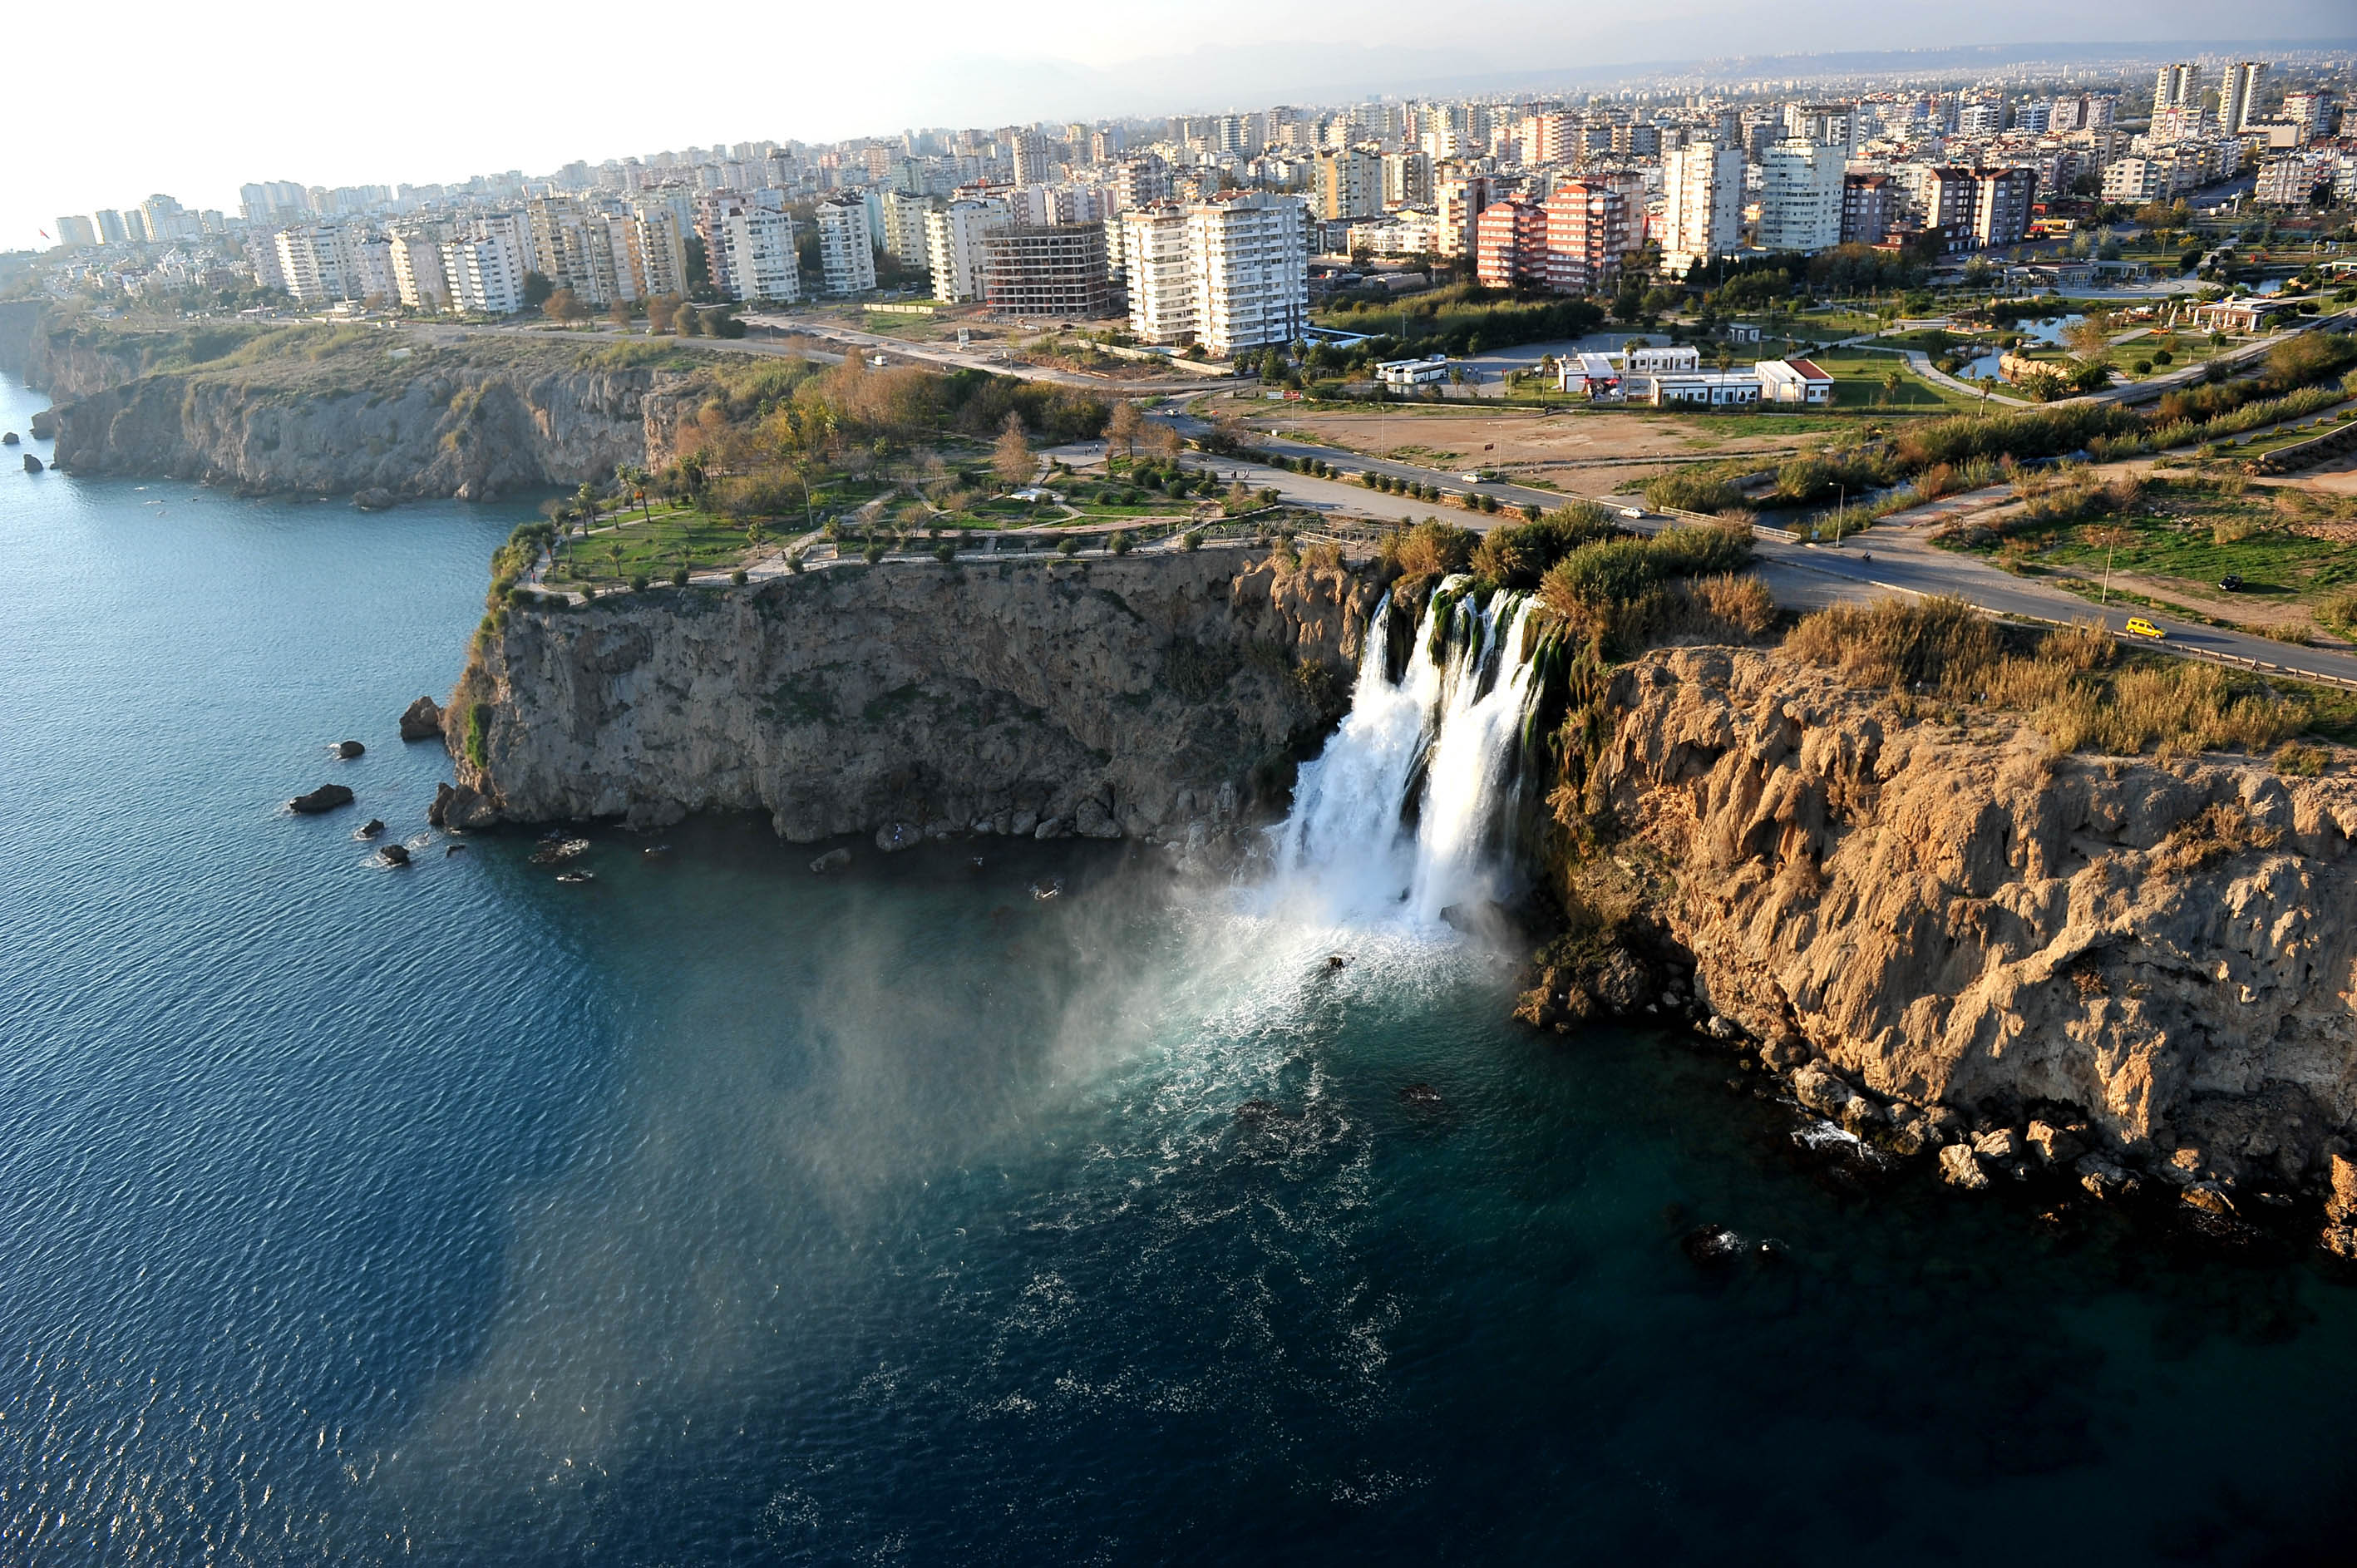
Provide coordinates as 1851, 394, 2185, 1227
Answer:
1267, 581, 1544, 932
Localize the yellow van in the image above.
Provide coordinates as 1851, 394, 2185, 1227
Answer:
2123, 617, 2165, 640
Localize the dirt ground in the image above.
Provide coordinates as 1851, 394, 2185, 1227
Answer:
2280, 451, 2357, 500
1250, 407, 1830, 494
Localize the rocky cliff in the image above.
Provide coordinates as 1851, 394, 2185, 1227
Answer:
1562, 645, 2357, 1212
47, 337, 693, 499
449, 550, 1380, 846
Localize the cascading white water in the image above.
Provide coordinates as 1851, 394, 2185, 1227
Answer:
1267, 579, 1544, 932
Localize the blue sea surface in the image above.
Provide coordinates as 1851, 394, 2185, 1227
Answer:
2, 370, 2354, 1565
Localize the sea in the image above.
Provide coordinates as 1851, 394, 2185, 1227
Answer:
2, 369, 2354, 1566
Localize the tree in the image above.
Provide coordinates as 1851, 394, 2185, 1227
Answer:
520, 270, 555, 309
1148, 422, 1184, 462
646, 295, 678, 333
1880, 366, 1905, 406
575, 482, 599, 524
1106, 398, 1143, 459
608, 300, 631, 330
544, 286, 584, 323
994, 412, 1034, 490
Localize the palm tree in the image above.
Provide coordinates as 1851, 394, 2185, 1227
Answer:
1880, 367, 1905, 406
575, 482, 599, 527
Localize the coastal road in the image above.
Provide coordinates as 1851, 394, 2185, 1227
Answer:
1122, 397, 2357, 691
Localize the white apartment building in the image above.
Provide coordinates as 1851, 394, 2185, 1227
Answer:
629, 208, 691, 300
2221, 61, 2267, 135
388, 229, 450, 309
879, 189, 936, 269
815, 195, 875, 294
925, 197, 1009, 303
1122, 195, 1308, 360
1660, 142, 1744, 274
275, 225, 388, 304
721, 210, 801, 303
441, 228, 526, 315
1758, 140, 1845, 252
1121, 206, 1195, 346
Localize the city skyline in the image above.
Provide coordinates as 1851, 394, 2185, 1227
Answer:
10, 2, 2355, 250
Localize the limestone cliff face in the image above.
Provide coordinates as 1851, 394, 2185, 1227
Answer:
454, 551, 1381, 844
1590, 647, 2357, 1180
51, 357, 682, 499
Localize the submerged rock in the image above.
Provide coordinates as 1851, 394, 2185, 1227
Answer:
398, 696, 443, 742
378, 843, 412, 867
288, 783, 355, 814
352, 488, 397, 512
809, 846, 852, 875
354, 818, 386, 839
875, 821, 921, 853
334, 740, 366, 759
22, 453, 42, 474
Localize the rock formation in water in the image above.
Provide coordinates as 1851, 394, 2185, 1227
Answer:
447, 551, 1378, 848
1541, 644, 2357, 1224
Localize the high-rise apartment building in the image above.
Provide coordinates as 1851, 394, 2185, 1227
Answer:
720, 210, 800, 303
1473, 195, 1548, 288
388, 229, 450, 309
878, 189, 937, 270
1758, 140, 1846, 252
274, 226, 349, 303
2153, 62, 2200, 116
1010, 130, 1053, 185
1382, 150, 1432, 210
1473, 176, 1636, 295
1315, 146, 1383, 221
54, 215, 97, 249
981, 224, 1112, 319
94, 210, 130, 245
441, 227, 527, 315
1119, 206, 1193, 346
629, 206, 691, 300
925, 196, 1009, 303
238, 180, 310, 225
1185, 193, 1307, 359
1660, 142, 1743, 274
2221, 61, 2267, 134
814, 196, 876, 294
1121, 195, 1308, 360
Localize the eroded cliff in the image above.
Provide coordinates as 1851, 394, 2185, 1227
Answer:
1560, 645, 2357, 1203
450, 550, 1381, 846
48, 338, 692, 499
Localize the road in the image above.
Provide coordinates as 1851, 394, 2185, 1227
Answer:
1108, 396, 2357, 692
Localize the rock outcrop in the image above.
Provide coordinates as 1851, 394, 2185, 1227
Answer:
399, 696, 443, 742
288, 783, 355, 814
1580, 645, 2357, 1191
446, 551, 1379, 850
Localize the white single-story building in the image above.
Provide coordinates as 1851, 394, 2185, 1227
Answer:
1756, 357, 1836, 404
1375, 353, 1450, 386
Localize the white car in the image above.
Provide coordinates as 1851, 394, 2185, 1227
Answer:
1459, 472, 1485, 484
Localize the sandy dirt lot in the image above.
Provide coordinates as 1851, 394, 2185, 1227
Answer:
1249, 407, 1834, 495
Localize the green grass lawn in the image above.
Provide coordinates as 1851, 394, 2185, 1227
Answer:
552, 508, 766, 584
1968, 481, 2357, 613
1807, 348, 1980, 410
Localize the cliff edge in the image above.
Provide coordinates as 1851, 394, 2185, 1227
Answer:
449, 550, 1380, 846
1566, 644, 2357, 1205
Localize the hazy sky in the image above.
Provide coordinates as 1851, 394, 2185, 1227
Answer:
10, 0, 2350, 249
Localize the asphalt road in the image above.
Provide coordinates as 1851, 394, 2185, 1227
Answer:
1121, 397, 2357, 692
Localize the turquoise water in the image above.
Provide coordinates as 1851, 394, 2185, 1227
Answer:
4, 370, 2356, 1565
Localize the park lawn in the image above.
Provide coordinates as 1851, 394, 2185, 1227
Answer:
554, 510, 764, 584
1807, 348, 1980, 410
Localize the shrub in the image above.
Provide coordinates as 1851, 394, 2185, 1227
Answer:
1644, 469, 1749, 513
1467, 504, 1620, 589
629, 574, 650, 591
1181, 530, 1204, 551
2274, 742, 2328, 777
1682, 572, 1777, 639
934, 542, 956, 563
2132, 359, 2153, 376
1380, 518, 1477, 578
1108, 530, 1132, 556
862, 542, 886, 565
1057, 536, 1080, 557
669, 567, 688, 586
731, 568, 748, 584
786, 550, 806, 574
2152, 349, 2173, 365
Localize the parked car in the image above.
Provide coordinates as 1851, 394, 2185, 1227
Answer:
2219, 574, 2246, 591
